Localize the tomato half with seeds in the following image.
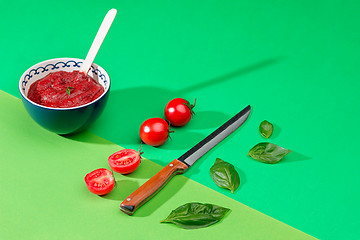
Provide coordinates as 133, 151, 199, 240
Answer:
164, 98, 196, 126
140, 118, 170, 146
84, 168, 115, 195
108, 149, 141, 174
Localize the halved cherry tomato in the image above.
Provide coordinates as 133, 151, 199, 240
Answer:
164, 98, 196, 126
108, 149, 141, 174
140, 118, 170, 146
84, 168, 115, 195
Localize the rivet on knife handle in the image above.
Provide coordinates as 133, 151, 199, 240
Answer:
120, 159, 188, 215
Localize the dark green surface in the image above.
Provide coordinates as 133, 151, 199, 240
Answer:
1, 0, 360, 239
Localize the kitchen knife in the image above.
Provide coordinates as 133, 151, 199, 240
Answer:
120, 105, 251, 215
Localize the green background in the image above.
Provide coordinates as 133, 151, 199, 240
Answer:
0, 91, 315, 240
1, 0, 360, 239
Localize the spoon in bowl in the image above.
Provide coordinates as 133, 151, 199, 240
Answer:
79, 8, 117, 75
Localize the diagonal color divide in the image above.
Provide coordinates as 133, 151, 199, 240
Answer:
0, 90, 316, 240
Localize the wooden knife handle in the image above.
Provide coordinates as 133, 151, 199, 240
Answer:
120, 159, 188, 215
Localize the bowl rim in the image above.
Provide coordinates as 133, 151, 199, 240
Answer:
18, 57, 111, 111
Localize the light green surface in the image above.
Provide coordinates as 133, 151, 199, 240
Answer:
1, 0, 360, 239
0, 90, 315, 240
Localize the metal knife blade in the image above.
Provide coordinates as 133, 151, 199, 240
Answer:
120, 105, 251, 215
178, 105, 251, 166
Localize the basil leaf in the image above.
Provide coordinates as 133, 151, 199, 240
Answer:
248, 142, 291, 164
259, 120, 273, 138
210, 158, 240, 193
66, 87, 74, 95
161, 202, 230, 229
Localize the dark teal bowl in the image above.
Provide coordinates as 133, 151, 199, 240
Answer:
19, 58, 110, 135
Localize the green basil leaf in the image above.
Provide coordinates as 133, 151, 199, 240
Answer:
210, 158, 240, 193
160, 202, 230, 229
259, 120, 273, 138
248, 142, 291, 164
66, 87, 74, 95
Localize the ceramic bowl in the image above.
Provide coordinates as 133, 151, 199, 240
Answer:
19, 58, 110, 135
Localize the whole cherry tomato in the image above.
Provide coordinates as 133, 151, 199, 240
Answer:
140, 118, 170, 146
108, 149, 141, 174
84, 168, 115, 195
164, 98, 196, 126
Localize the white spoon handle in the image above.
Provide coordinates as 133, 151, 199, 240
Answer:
80, 9, 117, 74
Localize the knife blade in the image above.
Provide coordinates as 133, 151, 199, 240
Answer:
120, 105, 251, 215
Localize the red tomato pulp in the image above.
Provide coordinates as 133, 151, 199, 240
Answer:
108, 149, 141, 174
28, 71, 104, 108
84, 168, 115, 195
